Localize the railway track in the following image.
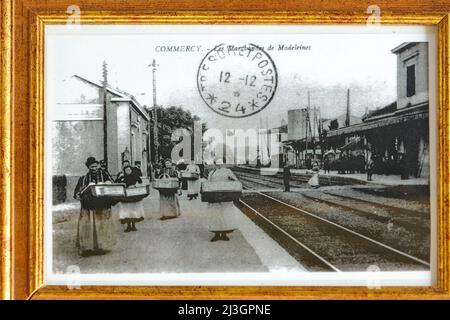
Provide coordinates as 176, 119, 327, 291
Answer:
233, 166, 310, 185
233, 169, 430, 271
237, 191, 430, 272
234, 167, 427, 226
323, 191, 427, 219
300, 193, 427, 236
232, 166, 363, 186
236, 165, 430, 261
236, 174, 281, 189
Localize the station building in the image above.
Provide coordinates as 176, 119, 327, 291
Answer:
51, 74, 150, 202
283, 108, 322, 168
324, 42, 430, 178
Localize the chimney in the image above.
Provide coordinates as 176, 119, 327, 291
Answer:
345, 88, 351, 127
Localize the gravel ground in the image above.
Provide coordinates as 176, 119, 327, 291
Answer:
236, 168, 430, 264
263, 189, 430, 262
240, 192, 428, 271
350, 186, 430, 211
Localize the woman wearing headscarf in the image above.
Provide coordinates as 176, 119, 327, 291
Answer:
176, 159, 188, 190
185, 160, 201, 200
73, 157, 116, 257
206, 159, 239, 242
158, 159, 181, 220
116, 164, 144, 232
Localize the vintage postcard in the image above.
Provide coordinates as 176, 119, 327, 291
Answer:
44, 25, 436, 287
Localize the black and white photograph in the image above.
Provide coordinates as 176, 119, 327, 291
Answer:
45, 25, 437, 286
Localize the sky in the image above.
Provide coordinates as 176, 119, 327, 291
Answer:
46, 25, 434, 131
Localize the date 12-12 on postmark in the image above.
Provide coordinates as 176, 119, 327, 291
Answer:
197, 43, 278, 118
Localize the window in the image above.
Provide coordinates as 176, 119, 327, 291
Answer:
406, 65, 416, 97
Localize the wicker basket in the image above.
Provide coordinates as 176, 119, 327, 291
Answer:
80, 184, 126, 199
121, 185, 151, 202
180, 171, 200, 180
153, 175, 180, 191
201, 181, 243, 203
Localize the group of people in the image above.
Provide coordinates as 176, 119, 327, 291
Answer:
73, 157, 116, 257
321, 151, 413, 181
301, 152, 384, 182
73, 156, 239, 257
73, 157, 145, 257
331, 154, 367, 175
153, 158, 238, 242
368, 153, 411, 179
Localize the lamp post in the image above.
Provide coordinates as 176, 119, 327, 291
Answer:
102, 61, 108, 165
149, 59, 159, 163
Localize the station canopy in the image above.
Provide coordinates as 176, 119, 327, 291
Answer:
326, 103, 428, 138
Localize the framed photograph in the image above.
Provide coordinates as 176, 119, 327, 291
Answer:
1, 1, 450, 300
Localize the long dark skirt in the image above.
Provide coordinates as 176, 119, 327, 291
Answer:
76, 207, 116, 253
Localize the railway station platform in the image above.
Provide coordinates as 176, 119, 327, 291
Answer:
52, 187, 306, 274
294, 169, 429, 186
242, 166, 428, 186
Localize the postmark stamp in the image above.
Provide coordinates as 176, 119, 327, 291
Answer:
197, 43, 278, 118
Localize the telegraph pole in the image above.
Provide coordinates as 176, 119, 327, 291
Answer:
345, 88, 351, 127
305, 91, 313, 163
149, 59, 159, 162
102, 61, 108, 165
312, 106, 317, 159
257, 117, 262, 166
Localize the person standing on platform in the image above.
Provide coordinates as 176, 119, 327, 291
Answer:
399, 153, 409, 180
337, 155, 343, 174
116, 165, 144, 232
366, 157, 375, 181
207, 159, 239, 242
185, 160, 201, 200
115, 160, 131, 182
158, 159, 181, 220
342, 155, 347, 174
153, 161, 162, 178
99, 159, 114, 181
73, 157, 115, 257
307, 161, 320, 189
198, 162, 206, 179
147, 162, 154, 181
133, 161, 143, 177
176, 159, 188, 190
283, 164, 291, 192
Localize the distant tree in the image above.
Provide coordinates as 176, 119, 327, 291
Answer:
149, 106, 207, 162
328, 119, 339, 131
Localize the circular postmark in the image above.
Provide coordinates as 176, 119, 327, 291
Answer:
197, 43, 278, 118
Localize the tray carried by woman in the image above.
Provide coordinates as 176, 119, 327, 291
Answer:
153, 174, 180, 191
201, 181, 243, 203
179, 171, 200, 181
121, 184, 151, 202
80, 183, 126, 199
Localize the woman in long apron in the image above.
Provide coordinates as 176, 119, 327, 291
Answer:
74, 157, 116, 257
159, 159, 181, 220
206, 159, 239, 242
186, 161, 201, 200
307, 161, 320, 189
116, 165, 145, 232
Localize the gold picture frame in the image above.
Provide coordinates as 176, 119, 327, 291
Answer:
1, 0, 449, 300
